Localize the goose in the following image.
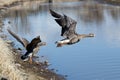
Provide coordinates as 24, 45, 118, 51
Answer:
7, 29, 46, 63
50, 9, 95, 47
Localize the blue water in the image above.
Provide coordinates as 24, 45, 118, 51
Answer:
4, 1, 120, 80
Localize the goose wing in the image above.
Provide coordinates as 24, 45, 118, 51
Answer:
50, 9, 66, 27
22, 38, 29, 48
50, 9, 62, 18
50, 9, 77, 38
64, 21, 77, 39
60, 15, 77, 38
7, 29, 29, 48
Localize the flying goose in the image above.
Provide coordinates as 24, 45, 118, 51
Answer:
50, 9, 95, 47
7, 29, 46, 63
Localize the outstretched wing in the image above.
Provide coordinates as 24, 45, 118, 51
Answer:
63, 21, 77, 39
22, 38, 29, 48
50, 9, 66, 27
55, 18, 66, 27
56, 15, 77, 38
7, 29, 29, 48
50, 9, 62, 18
50, 9, 77, 38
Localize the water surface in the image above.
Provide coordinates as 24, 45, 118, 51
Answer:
4, 1, 120, 80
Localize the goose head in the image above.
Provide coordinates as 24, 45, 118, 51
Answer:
88, 33, 95, 37
77, 33, 95, 39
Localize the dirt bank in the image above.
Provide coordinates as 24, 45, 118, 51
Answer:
0, 38, 44, 80
0, 38, 66, 80
0, 0, 66, 80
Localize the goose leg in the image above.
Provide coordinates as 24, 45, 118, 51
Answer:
29, 56, 33, 64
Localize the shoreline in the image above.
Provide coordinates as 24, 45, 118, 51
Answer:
0, 27, 65, 79
96, 0, 120, 6
0, 0, 119, 80
0, 1, 66, 80
0, 34, 66, 80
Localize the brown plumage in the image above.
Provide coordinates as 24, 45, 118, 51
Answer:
50, 9, 95, 47
7, 29, 46, 63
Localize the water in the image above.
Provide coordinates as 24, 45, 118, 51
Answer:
3, 1, 120, 80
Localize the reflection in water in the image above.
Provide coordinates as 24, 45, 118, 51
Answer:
80, 3, 104, 24
4, 1, 120, 80
5, 1, 120, 32
4, 1, 49, 35
109, 8, 120, 20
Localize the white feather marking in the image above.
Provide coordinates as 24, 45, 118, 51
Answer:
28, 53, 33, 57
58, 39, 70, 44
23, 58, 28, 61
23, 53, 33, 61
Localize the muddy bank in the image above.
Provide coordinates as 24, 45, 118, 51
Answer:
0, 38, 66, 80
0, 0, 66, 80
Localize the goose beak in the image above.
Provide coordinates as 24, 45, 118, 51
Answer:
89, 33, 95, 37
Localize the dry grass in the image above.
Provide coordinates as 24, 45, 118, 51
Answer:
0, 0, 19, 6
0, 38, 27, 80
0, 0, 66, 79
0, 38, 66, 80
0, 38, 46, 80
